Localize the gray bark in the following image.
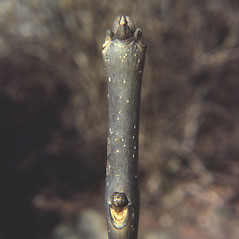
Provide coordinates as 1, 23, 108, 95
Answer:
102, 16, 146, 239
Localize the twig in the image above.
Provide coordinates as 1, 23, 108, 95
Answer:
102, 16, 146, 239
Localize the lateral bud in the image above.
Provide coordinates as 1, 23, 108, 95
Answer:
109, 192, 129, 229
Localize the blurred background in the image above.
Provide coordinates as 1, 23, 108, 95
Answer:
1, 0, 239, 238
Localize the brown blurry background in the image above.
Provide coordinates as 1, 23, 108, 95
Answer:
1, 0, 239, 238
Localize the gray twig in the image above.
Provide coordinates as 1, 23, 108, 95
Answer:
102, 16, 146, 239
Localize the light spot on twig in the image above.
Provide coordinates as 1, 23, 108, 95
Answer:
108, 77, 111, 82
123, 80, 126, 84
126, 100, 129, 103
106, 163, 110, 176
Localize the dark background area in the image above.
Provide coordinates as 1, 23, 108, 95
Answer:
1, 0, 239, 238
